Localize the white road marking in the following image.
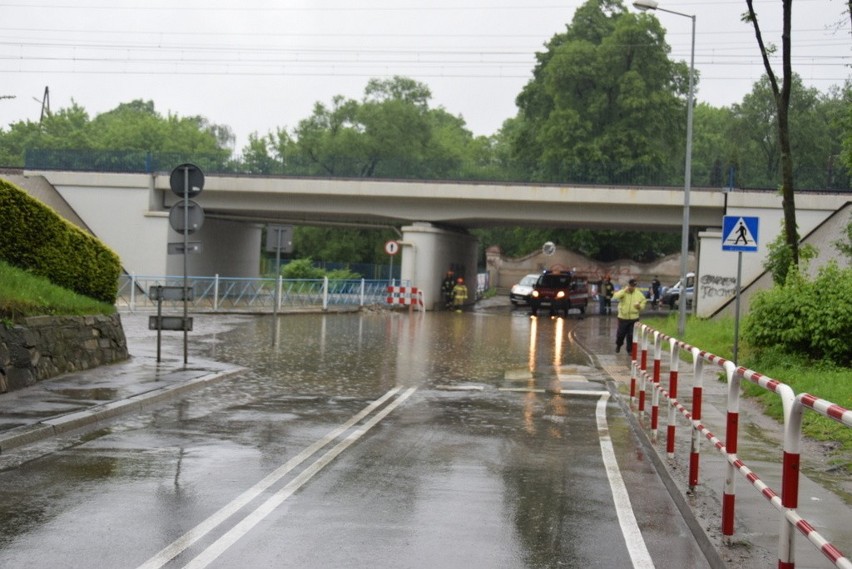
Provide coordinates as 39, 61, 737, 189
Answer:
136, 387, 406, 569
498, 388, 609, 396
596, 393, 656, 569
181, 387, 418, 569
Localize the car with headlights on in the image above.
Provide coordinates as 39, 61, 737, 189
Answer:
529, 271, 589, 317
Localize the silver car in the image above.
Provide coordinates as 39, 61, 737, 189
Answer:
510, 274, 539, 305
661, 272, 695, 309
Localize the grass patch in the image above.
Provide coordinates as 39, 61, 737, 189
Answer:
0, 260, 115, 322
644, 313, 852, 456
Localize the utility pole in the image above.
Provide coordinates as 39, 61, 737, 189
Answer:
38, 86, 50, 122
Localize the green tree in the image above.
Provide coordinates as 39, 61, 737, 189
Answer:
292, 227, 397, 265
728, 75, 846, 190
90, 100, 232, 155
0, 99, 233, 166
690, 103, 736, 188
0, 102, 93, 164
280, 76, 487, 179
511, 0, 690, 184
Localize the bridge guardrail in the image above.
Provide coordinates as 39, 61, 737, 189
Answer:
117, 275, 402, 312
629, 323, 851, 569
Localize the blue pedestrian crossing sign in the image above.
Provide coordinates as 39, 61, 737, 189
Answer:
722, 215, 759, 252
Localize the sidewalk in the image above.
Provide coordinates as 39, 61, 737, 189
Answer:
0, 313, 246, 453
571, 313, 851, 569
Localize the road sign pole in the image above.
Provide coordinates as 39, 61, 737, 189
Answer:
722, 215, 759, 364
182, 167, 189, 365
272, 228, 282, 347
156, 285, 163, 363
733, 251, 743, 363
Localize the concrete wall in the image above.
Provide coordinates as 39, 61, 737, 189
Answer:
166, 218, 262, 278
695, 200, 851, 317
16, 172, 265, 279
400, 223, 479, 310
485, 245, 695, 291
40, 172, 172, 276
0, 314, 128, 393
701, 202, 851, 318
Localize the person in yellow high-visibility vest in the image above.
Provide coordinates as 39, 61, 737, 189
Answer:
452, 277, 468, 312
613, 278, 647, 354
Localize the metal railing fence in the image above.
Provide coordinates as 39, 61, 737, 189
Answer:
23, 148, 852, 192
630, 323, 851, 569
117, 275, 402, 312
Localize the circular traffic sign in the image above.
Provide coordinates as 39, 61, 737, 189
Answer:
169, 200, 205, 235
170, 163, 205, 198
384, 240, 400, 255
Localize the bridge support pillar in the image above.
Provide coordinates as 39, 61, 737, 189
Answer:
400, 222, 478, 310
166, 218, 262, 278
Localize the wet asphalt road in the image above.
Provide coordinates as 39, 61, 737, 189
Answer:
0, 306, 712, 568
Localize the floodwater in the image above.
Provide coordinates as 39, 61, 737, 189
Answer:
198, 307, 596, 397
0, 306, 713, 568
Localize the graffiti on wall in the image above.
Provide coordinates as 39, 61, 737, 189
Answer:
699, 274, 737, 301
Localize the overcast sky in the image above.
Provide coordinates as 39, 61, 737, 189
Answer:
1, 0, 849, 151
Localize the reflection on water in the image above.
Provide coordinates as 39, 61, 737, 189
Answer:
198, 310, 590, 397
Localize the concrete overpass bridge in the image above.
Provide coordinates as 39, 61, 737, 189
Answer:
4, 169, 849, 312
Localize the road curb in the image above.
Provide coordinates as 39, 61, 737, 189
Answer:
0, 366, 245, 454
578, 340, 728, 569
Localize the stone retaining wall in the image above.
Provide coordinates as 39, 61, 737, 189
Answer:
0, 314, 128, 393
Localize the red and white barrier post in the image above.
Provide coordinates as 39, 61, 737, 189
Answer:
783, 393, 852, 569
636, 326, 647, 418
719, 358, 739, 543
650, 330, 663, 442
666, 337, 680, 459
688, 346, 703, 492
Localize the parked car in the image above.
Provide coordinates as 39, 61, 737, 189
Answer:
529, 271, 590, 316
510, 273, 539, 305
661, 272, 695, 309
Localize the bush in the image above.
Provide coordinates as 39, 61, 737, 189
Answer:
280, 258, 361, 280
0, 179, 121, 303
280, 258, 325, 279
743, 262, 852, 366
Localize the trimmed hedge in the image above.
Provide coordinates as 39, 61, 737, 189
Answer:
0, 178, 121, 303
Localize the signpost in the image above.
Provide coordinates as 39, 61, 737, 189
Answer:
148, 286, 194, 363
384, 240, 399, 282
267, 225, 293, 346
722, 215, 760, 362
166, 163, 205, 365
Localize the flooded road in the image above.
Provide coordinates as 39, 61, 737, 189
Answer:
0, 307, 711, 568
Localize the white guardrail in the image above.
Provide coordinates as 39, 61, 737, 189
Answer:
117, 275, 407, 312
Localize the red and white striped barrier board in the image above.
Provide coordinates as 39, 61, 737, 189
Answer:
386, 286, 423, 307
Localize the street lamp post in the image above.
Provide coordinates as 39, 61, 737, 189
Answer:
633, 0, 695, 337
